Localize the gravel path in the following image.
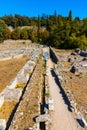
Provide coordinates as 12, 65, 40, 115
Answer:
47, 57, 84, 130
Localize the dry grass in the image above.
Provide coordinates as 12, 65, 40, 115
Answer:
63, 72, 87, 105
53, 48, 74, 52
15, 83, 26, 89
63, 71, 87, 119
54, 48, 87, 121
0, 100, 17, 121
9, 56, 45, 130
64, 62, 72, 68
0, 56, 28, 92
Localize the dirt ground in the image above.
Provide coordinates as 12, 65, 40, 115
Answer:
54, 48, 87, 122
48, 59, 83, 130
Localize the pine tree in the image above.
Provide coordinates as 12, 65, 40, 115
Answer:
68, 10, 73, 21
37, 15, 40, 42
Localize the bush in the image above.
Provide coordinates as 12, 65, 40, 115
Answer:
11, 28, 20, 40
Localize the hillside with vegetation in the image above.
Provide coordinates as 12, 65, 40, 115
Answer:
0, 10, 87, 49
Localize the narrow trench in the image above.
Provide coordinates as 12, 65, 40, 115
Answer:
39, 63, 46, 130
50, 49, 72, 111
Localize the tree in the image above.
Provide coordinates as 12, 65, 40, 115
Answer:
46, 15, 50, 31
37, 29, 49, 44
37, 15, 40, 42
54, 10, 57, 25
11, 28, 20, 40
20, 28, 28, 39
4, 28, 11, 39
0, 19, 7, 41
77, 35, 87, 49
68, 10, 73, 22
57, 15, 63, 27
41, 14, 47, 26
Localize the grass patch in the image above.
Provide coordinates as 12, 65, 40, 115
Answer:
15, 83, 26, 89
45, 92, 50, 97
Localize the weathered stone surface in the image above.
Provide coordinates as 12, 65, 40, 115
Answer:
7, 78, 17, 89
48, 97, 54, 111
1, 88, 22, 100
0, 96, 4, 108
68, 57, 75, 63
0, 119, 6, 130
0, 40, 43, 130
35, 114, 50, 123
70, 65, 77, 73
33, 123, 39, 130
80, 51, 87, 57
0, 40, 42, 61
17, 73, 29, 83
75, 48, 81, 54
77, 113, 87, 128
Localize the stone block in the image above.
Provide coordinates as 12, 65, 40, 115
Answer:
0, 96, 4, 108
2, 88, 22, 100
17, 74, 29, 83
7, 78, 17, 89
13, 54, 23, 59
35, 114, 50, 123
48, 97, 54, 111
0, 119, 6, 130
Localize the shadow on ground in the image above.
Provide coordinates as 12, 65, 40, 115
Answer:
50, 69, 72, 112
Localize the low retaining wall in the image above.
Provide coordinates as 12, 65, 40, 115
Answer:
0, 59, 36, 101
50, 47, 59, 64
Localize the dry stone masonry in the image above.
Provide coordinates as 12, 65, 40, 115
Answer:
0, 40, 43, 130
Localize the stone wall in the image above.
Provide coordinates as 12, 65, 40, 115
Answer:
50, 47, 59, 64
0, 42, 43, 130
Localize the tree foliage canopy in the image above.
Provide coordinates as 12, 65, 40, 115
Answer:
1, 11, 87, 49
0, 19, 7, 41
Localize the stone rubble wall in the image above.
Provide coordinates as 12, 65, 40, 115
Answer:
0, 40, 43, 61
0, 43, 43, 130
50, 47, 59, 64
68, 50, 87, 75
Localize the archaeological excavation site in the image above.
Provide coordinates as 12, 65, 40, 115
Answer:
0, 40, 87, 130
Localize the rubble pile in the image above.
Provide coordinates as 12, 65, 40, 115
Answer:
69, 49, 87, 75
